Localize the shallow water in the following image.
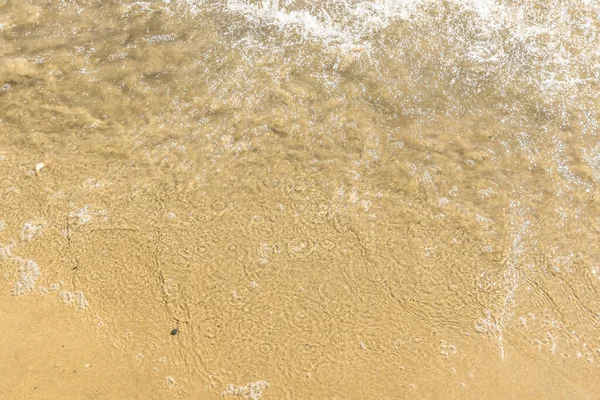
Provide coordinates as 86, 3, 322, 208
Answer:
1, 0, 600, 398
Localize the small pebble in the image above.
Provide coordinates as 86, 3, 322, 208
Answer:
171, 328, 178, 336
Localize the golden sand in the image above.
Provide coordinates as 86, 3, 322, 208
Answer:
1, 1, 600, 398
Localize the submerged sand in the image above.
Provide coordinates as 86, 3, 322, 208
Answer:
1, 0, 600, 398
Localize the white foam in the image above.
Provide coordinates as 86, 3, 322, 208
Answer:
552, 138, 593, 192
71, 205, 93, 224
201, 0, 600, 109
69, 204, 107, 225
143, 33, 178, 44
60, 291, 89, 310
221, 381, 269, 400
224, 0, 420, 49
12, 258, 40, 296
583, 145, 600, 182
497, 200, 530, 360
21, 221, 43, 242
0, 240, 15, 260
221, 0, 511, 49
440, 340, 457, 358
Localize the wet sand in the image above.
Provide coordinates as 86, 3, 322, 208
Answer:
1, 0, 600, 398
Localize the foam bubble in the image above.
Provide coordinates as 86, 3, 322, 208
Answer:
221, 0, 503, 50
12, 258, 40, 296
0, 240, 15, 260
60, 291, 89, 310
143, 33, 178, 44
21, 221, 43, 242
221, 380, 269, 400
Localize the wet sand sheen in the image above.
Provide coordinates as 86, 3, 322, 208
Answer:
1, 288, 597, 399
0, 290, 172, 399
